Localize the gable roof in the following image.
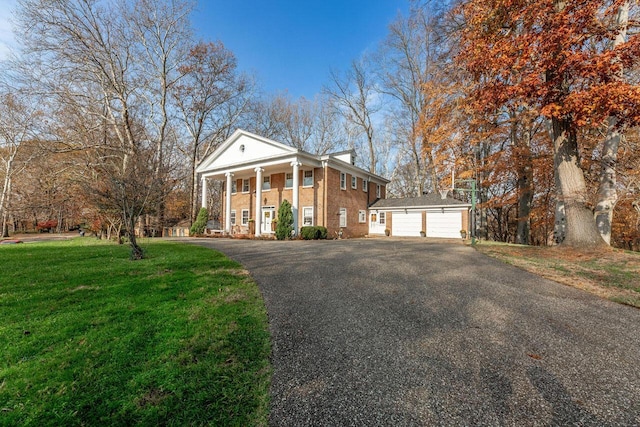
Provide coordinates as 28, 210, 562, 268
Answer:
370, 193, 471, 209
196, 128, 390, 184
196, 129, 301, 174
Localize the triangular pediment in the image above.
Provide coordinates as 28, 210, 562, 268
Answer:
197, 129, 298, 173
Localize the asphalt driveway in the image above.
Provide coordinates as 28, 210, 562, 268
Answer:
187, 238, 640, 426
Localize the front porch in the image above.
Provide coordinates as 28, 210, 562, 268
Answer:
196, 130, 324, 237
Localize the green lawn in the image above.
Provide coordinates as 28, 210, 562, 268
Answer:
0, 239, 271, 426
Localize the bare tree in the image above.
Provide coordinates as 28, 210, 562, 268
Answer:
309, 94, 345, 155
325, 59, 380, 174
173, 41, 252, 222
377, 6, 436, 195
129, 0, 194, 236
244, 92, 345, 155
0, 89, 42, 237
15, 0, 195, 258
244, 93, 290, 142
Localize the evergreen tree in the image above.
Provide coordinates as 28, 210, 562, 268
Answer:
275, 200, 293, 240
190, 207, 208, 235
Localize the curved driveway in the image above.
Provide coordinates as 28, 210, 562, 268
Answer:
188, 238, 640, 426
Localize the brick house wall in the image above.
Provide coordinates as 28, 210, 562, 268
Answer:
221, 165, 385, 237
222, 168, 327, 234
461, 209, 469, 233
324, 167, 378, 238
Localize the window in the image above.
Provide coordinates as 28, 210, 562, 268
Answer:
379, 212, 386, 225
241, 209, 249, 226
363, 179, 368, 192
231, 180, 237, 194
303, 207, 313, 226
340, 172, 346, 190
303, 170, 313, 187
230, 210, 236, 225
359, 210, 366, 223
376, 184, 381, 198
285, 172, 293, 188
339, 208, 347, 227
370, 213, 377, 223
262, 175, 271, 191
242, 179, 250, 193
351, 175, 357, 189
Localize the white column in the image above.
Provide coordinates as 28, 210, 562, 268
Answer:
291, 161, 301, 235
224, 172, 233, 234
201, 176, 208, 209
255, 167, 263, 237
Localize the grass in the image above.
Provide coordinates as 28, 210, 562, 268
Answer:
0, 238, 271, 426
474, 240, 640, 308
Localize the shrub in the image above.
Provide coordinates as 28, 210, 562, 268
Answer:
190, 208, 208, 235
300, 226, 328, 240
275, 200, 293, 240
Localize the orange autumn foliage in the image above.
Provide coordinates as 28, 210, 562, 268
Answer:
458, 0, 640, 129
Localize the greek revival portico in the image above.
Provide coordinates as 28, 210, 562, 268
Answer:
196, 129, 319, 237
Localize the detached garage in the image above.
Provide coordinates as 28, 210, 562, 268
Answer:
369, 193, 471, 239
426, 210, 462, 238
391, 211, 423, 237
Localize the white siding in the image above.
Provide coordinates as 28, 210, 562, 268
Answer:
214, 134, 293, 167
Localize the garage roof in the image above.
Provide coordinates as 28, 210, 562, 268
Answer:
370, 193, 471, 209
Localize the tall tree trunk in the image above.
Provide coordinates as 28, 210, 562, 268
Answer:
515, 130, 534, 245
422, 136, 439, 193
552, 117, 605, 247
595, 119, 621, 244
414, 138, 425, 196
190, 150, 199, 224
1, 211, 8, 238
1, 163, 12, 238
154, 70, 169, 238
548, 0, 604, 249
128, 221, 144, 260
594, 1, 628, 245
367, 127, 376, 174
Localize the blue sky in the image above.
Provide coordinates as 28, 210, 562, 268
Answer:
0, 0, 409, 99
192, 1, 409, 99
0, 0, 17, 60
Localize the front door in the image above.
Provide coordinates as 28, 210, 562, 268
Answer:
369, 212, 384, 235
262, 207, 275, 234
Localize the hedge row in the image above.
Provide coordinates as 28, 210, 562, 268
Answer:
300, 226, 328, 240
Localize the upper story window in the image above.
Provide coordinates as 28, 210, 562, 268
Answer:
363, 179, 368, 192
303, 170, 313, 187
242, 179, 250, 193
231, 180, 237, 194
285, 172, 293, 188
263, 175, 271, 191
376, 184, 381, 198
340, 172, 346, 190
351, 176, 357, 189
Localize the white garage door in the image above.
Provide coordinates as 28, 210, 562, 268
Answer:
392, 211, 422, 237
426, 211, 462, 238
